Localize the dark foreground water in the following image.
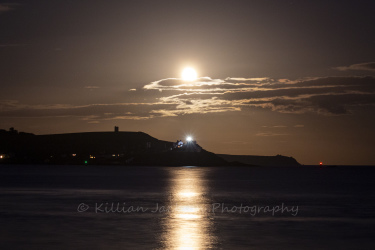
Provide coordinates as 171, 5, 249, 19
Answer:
1, 165, 375, 249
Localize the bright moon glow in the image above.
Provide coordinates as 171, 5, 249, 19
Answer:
186, 136, 193, 142
181, 67, 197, 81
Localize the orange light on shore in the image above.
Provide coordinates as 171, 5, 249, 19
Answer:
319, 162, 323, 166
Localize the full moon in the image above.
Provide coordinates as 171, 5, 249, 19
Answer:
181, 67, 197, 81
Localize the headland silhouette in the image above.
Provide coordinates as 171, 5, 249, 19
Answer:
0, 127, 300, 166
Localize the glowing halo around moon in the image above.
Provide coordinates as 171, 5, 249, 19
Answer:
181, 67, 197, 81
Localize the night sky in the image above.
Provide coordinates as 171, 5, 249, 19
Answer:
1, 0, 375, 165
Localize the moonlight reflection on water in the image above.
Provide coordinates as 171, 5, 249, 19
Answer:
162, 168, 217, 249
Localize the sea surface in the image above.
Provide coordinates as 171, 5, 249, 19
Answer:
1, 165, 375, 249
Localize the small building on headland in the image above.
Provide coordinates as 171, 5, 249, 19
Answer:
173, 138, 202, 152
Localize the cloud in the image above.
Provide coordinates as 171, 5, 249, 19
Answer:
1, 75, 375, 121
0, 102, 172, 120
225, 77, 270, 82
0, 4, 12, 12
0, 3, 19, 13
0, 44, 25, 47
335, 62, 375, 72
142, 75, 375, 116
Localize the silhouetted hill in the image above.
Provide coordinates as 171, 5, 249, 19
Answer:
0, 130, 230, 166
217, 154, 301, 166
0, 129, 301, 166
0, 130, 172, 164
34, 131, 169, 154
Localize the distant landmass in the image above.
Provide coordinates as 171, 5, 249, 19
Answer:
0, 128, 300, 166
217, 154, 300, 166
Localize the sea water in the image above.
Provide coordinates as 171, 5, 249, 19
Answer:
1, 165, 375, 249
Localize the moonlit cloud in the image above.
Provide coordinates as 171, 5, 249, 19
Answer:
0, 3, 19, 13
143, 75, 375, 116
0, 4, 12, 12
1, 76, 374, 121
0, 44, 25, 47
335, 62, 375, 72
0, 102, 170, 120
225, 77, 270, 82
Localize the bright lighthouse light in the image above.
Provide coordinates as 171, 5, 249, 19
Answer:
181, 67, 197, 81
186, 136, 193, 142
